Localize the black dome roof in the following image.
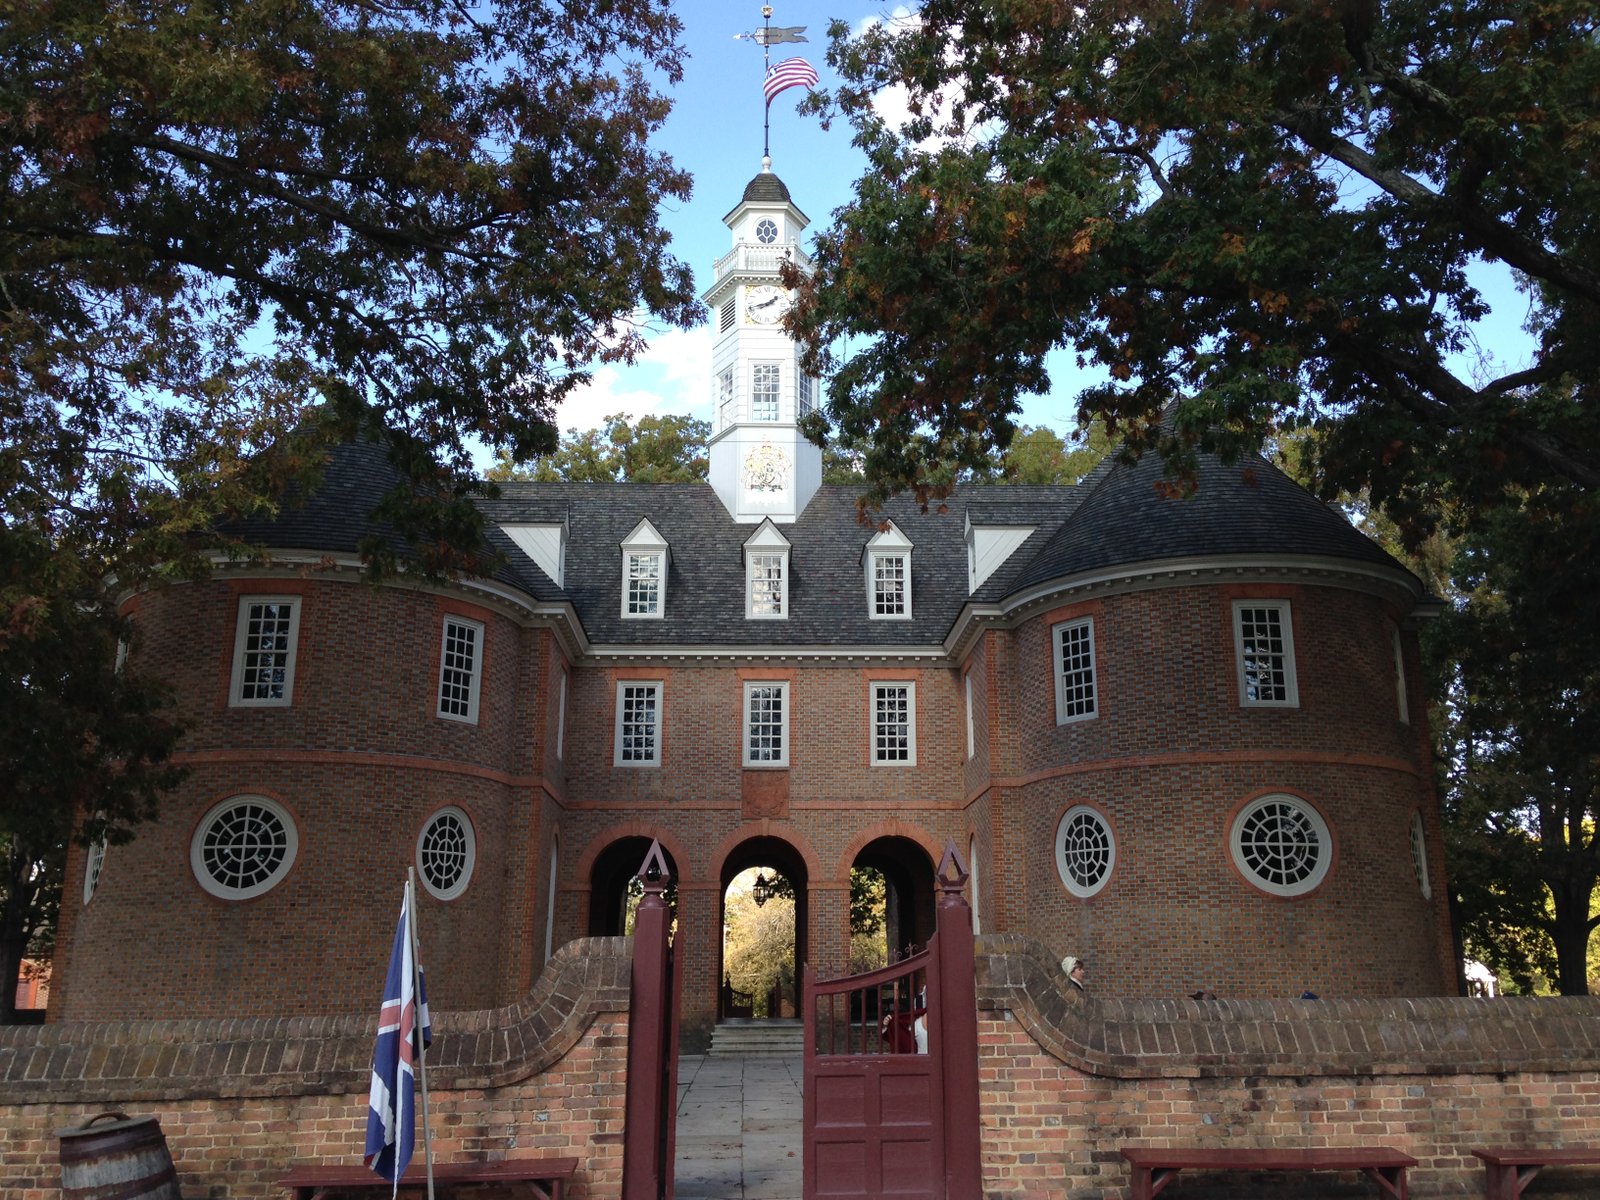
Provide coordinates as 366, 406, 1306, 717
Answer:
741, 170, 792, 204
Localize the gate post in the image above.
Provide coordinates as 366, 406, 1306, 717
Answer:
623, 841, 678, 1200
934, 843, 982, 1199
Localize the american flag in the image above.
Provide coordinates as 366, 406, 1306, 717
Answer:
363, 884, 432, 1192
764, 57, 819, 106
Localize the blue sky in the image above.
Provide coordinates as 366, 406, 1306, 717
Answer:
549, 1, 1537, 443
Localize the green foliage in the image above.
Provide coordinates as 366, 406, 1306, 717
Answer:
0, 0, 698, 1014
791, 0, 1599, 525
487, 414, 710, 483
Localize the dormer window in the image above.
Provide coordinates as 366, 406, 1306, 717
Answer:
620, 518, 669, 619
744, 520, 791, 619
964, 516, 1035, 593
864, 521, 913, 620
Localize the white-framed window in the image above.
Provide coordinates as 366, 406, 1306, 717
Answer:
620, 519, 669, 619
1410, 810, 1431, 899
798, 371, 815, 416
83, 835, 107, 905
750, 554, 785, 617
417, 806, 476, 901
1052, 617, 1098, 724
230, 596, 301, 707
752, 362, 781, 421
719, 367, 735, 429
614, 681, 662, 766
1229, 793, 1331, 896
744, 681, 790, 767
437, 615, 484, 724
1233, 600, 1299, 707
555, 669, 568, 762
864, 522, 913, 620
871, 682, 916, 766
1056, 805, 1115, 898
1394, 627, 1410, 724
964, 672, 976, 760
191, 795, 299, 900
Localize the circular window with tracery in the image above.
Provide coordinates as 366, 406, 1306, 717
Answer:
191, 796, 298, 900
1230, 794, 1331, 897
417, 806, 476, 901
1055, 805, 1115, 898
755, 217, 778, 244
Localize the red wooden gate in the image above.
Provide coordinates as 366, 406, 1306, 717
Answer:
803, 844, 981, 1200
623, 841, 680, 1200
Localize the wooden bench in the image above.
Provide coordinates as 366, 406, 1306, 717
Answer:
279, 1156, 577, 1200
1122, 1147, 1417, 1200
1474, 1147, 1600, 1200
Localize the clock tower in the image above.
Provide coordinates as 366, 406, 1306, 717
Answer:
704, 159, 823, 523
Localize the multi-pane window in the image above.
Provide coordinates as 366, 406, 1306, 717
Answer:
744, 682, 790, 767
615, 682, 662, 766
1056, 806, 1115, 898
1229, 793, 1330, 896
438, 616, 484, 723
1234, 601, 1298, 706
719, 368, 735, 429
626, 552, 663, 617
871, 554, 909, 618
1053, 617, 1097, 723
191, 795, 299, 900
417, 807, 475, 901
230, 597, 300, 706
749, 552, 786, 618
871, 682, 916, 765
752, 362, 781, 421
798, 371, 815, 416
1394, 628, 1410, 724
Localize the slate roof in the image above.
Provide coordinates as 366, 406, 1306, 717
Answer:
220, 436, 1419, 648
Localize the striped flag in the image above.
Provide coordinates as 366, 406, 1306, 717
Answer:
363, 885, 432, 1192
764, 57, 819, 106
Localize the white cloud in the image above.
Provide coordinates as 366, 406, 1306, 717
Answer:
552, 323, 713, 432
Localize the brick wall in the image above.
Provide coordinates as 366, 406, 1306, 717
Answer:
975, 934, 1600, 1200
0, 938, 631, 1200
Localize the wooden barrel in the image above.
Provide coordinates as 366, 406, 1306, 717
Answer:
57, 1112, 182, 1200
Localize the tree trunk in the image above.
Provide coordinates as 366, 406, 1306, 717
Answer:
1548, 875, 1595, 996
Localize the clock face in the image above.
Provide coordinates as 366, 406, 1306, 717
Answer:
745, 284, 787, 324
756, 218, 779, 244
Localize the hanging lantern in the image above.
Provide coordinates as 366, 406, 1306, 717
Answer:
752, 871, 771, 907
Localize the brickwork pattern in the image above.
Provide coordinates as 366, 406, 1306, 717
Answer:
0, 938, 631, 1200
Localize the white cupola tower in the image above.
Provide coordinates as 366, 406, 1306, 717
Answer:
704, 159, 823, 522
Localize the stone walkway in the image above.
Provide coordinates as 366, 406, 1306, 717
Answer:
674, 1054, 804, 1200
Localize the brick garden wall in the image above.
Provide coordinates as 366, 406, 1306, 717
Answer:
975, 934, 1600, 1200
0, 938, 631, 1200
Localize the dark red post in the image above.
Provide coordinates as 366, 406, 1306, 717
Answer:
623, 841, 677, 1200
934, 842, 982, 1199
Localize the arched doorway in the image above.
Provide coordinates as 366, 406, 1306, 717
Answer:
719, 836, 807, 1020
851, 836, 937, 966
588, 836, 679, 937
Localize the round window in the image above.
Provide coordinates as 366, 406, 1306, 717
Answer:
1410, 811, 1431, 900
191, 796, 298, 900
1055, 805, 1115, 898
418, 806, 476, 901
1230, 794, 1331, 896
755, 218, 778, 244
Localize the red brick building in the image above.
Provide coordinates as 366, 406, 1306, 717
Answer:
49, 167, 1452, 1047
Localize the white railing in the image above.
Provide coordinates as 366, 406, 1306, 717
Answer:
712, 242, 815, 280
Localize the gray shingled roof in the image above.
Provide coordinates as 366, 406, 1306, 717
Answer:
221, 436, 1417, 646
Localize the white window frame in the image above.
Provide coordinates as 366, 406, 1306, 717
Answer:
864, 522, 913, 620
752, 361, 781, 421
1393, 627, 1410, 724
437, 615, 484, 724
743, 681, 790, 768
798, 370, 815, 416
614, 681, 662, 767
416, 805, 476, 901
1052, 616, 1098, 724
871, 681, 917, 766
1229, 793, 1331, 896
555, 669, 568, 761
229, 596, 301, 707
964, 672, 976, 760
1233, 600, 1299, 707
718, 367, 735, 430
1055, 805, 1116, 899
190, 795, 299, 900
620, 519, 669, 620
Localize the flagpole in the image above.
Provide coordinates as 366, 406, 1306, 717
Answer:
408, 869, 437, 1200
761, 4, 773, 160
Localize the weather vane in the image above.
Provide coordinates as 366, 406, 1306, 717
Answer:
735, 6, 817, 162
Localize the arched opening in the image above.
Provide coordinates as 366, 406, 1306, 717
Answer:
719, 836, 807, 1021
851, 836, 937, 966
588, 836, 679, 937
